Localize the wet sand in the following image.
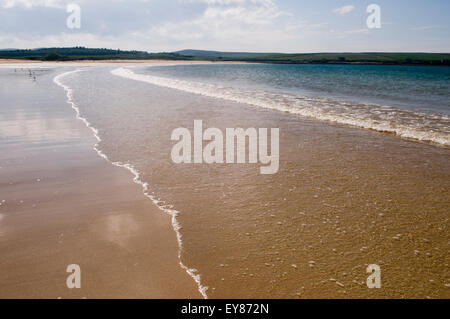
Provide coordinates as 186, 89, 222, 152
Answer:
0, 61, 449, 299
67, 65, 449, 299
0, 65, 202, 298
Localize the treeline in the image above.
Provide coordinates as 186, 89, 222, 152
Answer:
243, 52, 450, 65
0, 47, 188, 61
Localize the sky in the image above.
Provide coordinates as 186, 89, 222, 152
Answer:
0, 0, 449, 53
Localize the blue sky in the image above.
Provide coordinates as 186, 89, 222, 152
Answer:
0, 0, 449, 52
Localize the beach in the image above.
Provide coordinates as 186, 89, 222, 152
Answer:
0, 62, 203, 298
0, 61, 449, 299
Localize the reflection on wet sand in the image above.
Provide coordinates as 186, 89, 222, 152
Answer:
0, 67, 201, 298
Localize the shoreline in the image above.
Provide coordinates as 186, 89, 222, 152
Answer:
111, 66, 450, 148
54, 69, 209, 298
0, 64, 203, 298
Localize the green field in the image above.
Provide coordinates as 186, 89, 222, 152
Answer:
176, 50, 450, 65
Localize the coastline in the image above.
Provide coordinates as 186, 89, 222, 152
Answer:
1, 57, 449, 67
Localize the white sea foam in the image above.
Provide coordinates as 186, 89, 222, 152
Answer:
111, 67, 450, 147
54, 70, 209, 299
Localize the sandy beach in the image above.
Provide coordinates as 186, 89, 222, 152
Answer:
0, 61, 203, 298
0, 60, 449, 299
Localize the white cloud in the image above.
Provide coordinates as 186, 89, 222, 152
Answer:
1, 0, 65, 9
147, 0, 292, 50
333, 5, 355, 15
342, 28, 369, 34
0, 32, 151, 51
411, 25, 436, 31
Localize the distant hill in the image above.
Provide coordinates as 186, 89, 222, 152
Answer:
1, 47, 449, 65
174, 49, 275, 59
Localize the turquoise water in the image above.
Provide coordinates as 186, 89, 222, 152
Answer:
122, 63, 450, 146
145, 64, 450, 114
